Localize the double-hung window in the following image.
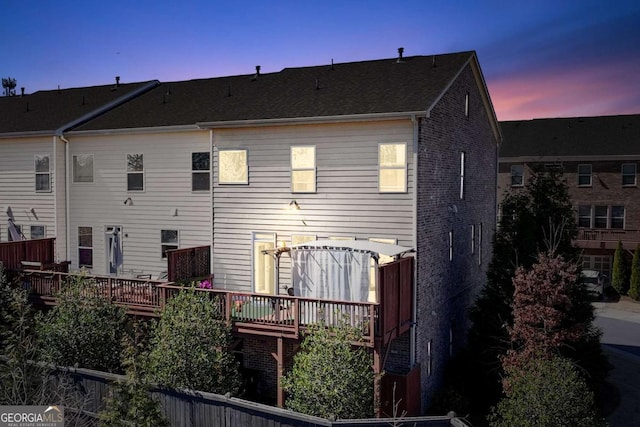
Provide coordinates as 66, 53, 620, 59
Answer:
126, 154, 144, 191
622, 163, 637, 186
161, 230, 179, 259
379, 143, 407, 192
218, 149, 247, 184
291, 146, 315, 192
192, 152, 211, 191
594, 206, 608, 229
611, 206, 625, 229
78, 227, 93, 268
35, 155, 51, 192
73, 154, 94, 183
577, 164, 592, 187
510, 165, 524, 187
578, 205, 592, 228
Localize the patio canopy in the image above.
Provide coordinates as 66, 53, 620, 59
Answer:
289, 239, 414, 258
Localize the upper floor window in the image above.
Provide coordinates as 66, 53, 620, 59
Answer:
622, 163, 637, 186
35, 155, 51, 192
611, 206, 625, 229
291, 146, 316, 193
218, 149, 248, 184
126, 154, 144, 191
510, 165, 524, 187
594, 205, 608, 229
578, 205, 592, 228
379, 143, 407, 193
459, 152, 466, 200
73, 154, 94, 183
577, 164, 592, 187
192, 152, 210, 191
161, 229, 179, 259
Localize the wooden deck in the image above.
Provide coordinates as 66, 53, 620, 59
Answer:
576, 228, 640, 250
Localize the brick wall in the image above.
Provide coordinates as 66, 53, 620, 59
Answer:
415, 63, 497, 410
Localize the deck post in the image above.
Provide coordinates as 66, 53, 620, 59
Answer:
108, 277, 113, 301
272, 337, 285, 408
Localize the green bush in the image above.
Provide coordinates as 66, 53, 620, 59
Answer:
282, 317, 374, 419
145, 287, 241, 395
611, 240, 627, 295
629, 244, 640, 301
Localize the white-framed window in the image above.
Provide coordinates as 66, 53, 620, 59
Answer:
611, 206, 625, 229
161, 230, 179, 259
192, 152, 211, 191
369, 237, 396, 303
578, 205, 592, 228
218, 149, 248, 184
329, 236, 355, 240
30, 225, 45, 240
73, 154, 94, 183
471, 224, 475, 254
253, 232, 276, 294
511, 165, 524, 187
594, 205, 608, 229
35, 155, 51, 192
460, 151, 466, 199
78, 226, 93, 268
291, 234, 316, 246
577, 164, 592, 187
291, 146, 316, 193
126, 153, 144, 191
379, 143, 407, 193
449, 231, 454, 261
622, 163, 637, 187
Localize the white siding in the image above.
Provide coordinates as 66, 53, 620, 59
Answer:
0, 136, 57, 250
68, 130, 212, 277
212, 120, 415, 292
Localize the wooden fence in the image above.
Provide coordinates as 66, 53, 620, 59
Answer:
167, 245, 211, 282
53, 366, 460, 427
0, 237, 56, 271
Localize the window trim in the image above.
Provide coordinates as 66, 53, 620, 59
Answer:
290, 145, 316, 193
510, 164, 524, 187
218, 149, 248, 185
161, 229, 179, 259
126, 153, 145, 192
78, 226, 93, 268
72, 154, 94, 183
577, 164, 592, 187
34, 154, 51, 193
622, 163, 637, 187
378, 142, 408, 193
192, 152, 211, 191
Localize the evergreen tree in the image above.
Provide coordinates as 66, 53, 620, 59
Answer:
629, 244, 640, 301
611, 240, 627, 295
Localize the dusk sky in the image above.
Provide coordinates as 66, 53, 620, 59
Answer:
2, 1, 639, 121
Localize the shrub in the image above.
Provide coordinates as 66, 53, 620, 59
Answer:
611, 240, 627, 294
629, 244, 640, 301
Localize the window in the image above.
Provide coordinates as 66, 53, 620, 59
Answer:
291, 146, 316, 193
329, 236, 355, 240
379, 143, 407, 192
464, 92, 469, 117
30, 225, 45, 240
594, 206, 608, 229
449, 231, 454, 261
471, 224, 475, 254
78, 227, 93, 268
577, 164, 592, 187
35, 155, 51, 192
622, 163, 637, 186
73, 154, 94, 183
582, 255, 612, 278
291, 234, 316, 246
161, 230, 179, 259
510, 165, 524, 187
460, 152, 466, 199
578, 205, 592, 228
218, 149, 247, 184
126, 154, 144, 191
192, 152, 210, 191
611, 206, 625, 229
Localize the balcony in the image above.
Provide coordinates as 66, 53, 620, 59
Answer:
576, 228, 640, 250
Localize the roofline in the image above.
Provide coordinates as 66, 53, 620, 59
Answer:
0, 130, 55, 139
67, 124, 201, 136
500, 154, 640, 163
196, 111, 427, 129
55, 80, 161, 136
426, 52, 502, 145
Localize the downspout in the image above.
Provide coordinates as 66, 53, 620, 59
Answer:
209, 129, 214, 276
411, 114, 419, 367
59, 134, 71, 262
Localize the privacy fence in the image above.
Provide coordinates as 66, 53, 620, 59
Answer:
56, 366, 465, 427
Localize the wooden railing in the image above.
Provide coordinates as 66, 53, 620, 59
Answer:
576, 229, 640, 250
22, 271, 380, 345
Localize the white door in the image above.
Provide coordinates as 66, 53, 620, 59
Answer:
253, 232, 275, 294
105, 226, 123, 275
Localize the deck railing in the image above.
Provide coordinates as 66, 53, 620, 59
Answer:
577, 228, 640, 242
22, 271, 379, 345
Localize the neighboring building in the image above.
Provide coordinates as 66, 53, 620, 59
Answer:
2, 50, 501, 413
0, 80, 159, 260
499, 114, 640, 278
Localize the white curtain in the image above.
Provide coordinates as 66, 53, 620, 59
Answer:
291, 249, 371, 302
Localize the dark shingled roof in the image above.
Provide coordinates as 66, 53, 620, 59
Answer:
73, 51, 475, 131
0, 81, 157, 135
500, 114, 640, 158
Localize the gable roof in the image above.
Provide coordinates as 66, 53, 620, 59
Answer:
0, 81, 159, 137
500, 114, 640, 159
71, 51, 498, 137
